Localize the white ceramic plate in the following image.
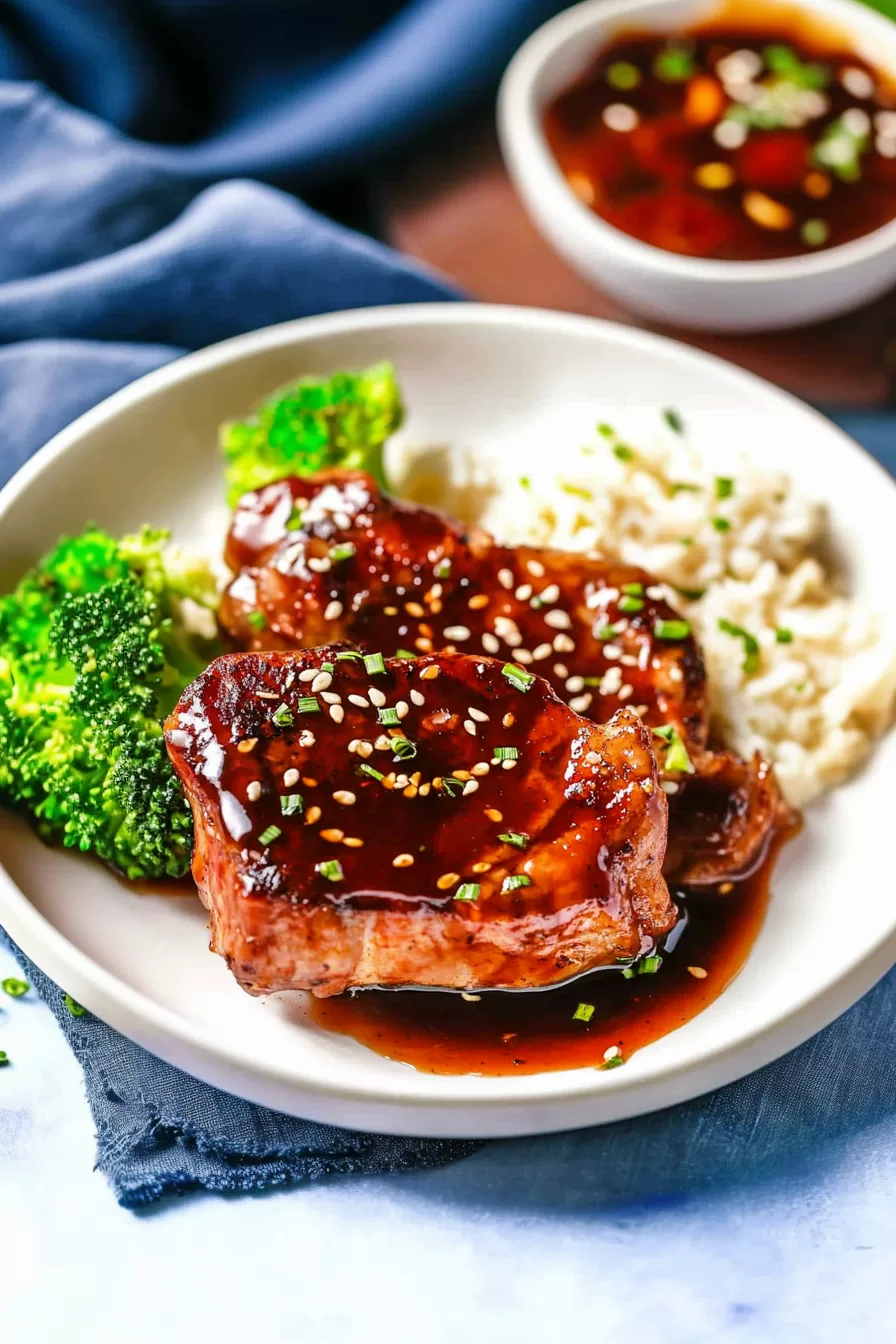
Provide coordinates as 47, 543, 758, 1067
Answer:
1, 304, 894, 1138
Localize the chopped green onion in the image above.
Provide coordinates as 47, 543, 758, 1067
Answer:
606, 60, 640, 91
286, 505, 304, 531
359, 763, 385, 782
321, 662, 335, 674
0, 1051, 8, 1067
273, 702, 295, 726
582, 676, 604, 687
654, 619, 691, 640
597, 422, 615, 438
622, 953, 663, 979
329, 542, 356, 562
2, 977, 29, 998
502, 663, 535, 692
440, 776, 464, 797
492, 746, 520, 762
280, 793, 303, 816
247, 610, 267, 631
572, 1002, 595, 1022
801, 218, 829, 247
664, 408, 684, 434
392, 737, 418, 760
679, 537, 694, 547
601, 1054, 625, 1070
454, 882, 480, 902
502, 874, 532, 892
618, 595, 644, 614
318, 859, 344, 882
715, 477, 734, 500
64, 993, 85, 1017
363, 652, 386, 676
596, 625, 618, 641
712, 517, 731, 533
434, 559, 452, 578
669, 482, 700, 495
612, 444, 635, 462
718, 619, 760, 675
652, 724, 694, 774
763, 44, 828, 89
394, 648, 417, 660
676, 586, 705, 601
336, 650, 364, 662
654, 43, 695, 81
621, 582, 644, 597
561, 482, 592, 501
519, 475, 531, 489
297, 696, 320, 715
498, 832, 529, 849
377, 707, 400, 726
258, 824, 282, 846
775, 628, 794, 644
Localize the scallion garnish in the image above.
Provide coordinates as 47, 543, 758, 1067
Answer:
502, 663, 535, 692
596, 624, 618, 641
394, 649, 417, 660
440, 777, 464, 797
654, 619, 691, 641
606, 59, 640, 91
297, 696, 320, 715
247, 610, 267, 631
572, 1002, 595, 1022
519, 476, 531, 489
64, 993, 85, 1017
2, 977, 29, 998
321, 662, 335, 674
280, 793, 303, 816
329, 543, 356, 562
652, 724, 694, 774
434, 559, 452, 578
363, 652, 386, 676
492, 746, 520, 762
336, 650, 364, 662
502, 874, 532, 892
498, 832, 529, 849
621, 582, 644, 597
0, 1051, 8, 1067
258, 824, 282, 846
597, 422, 615, 438
715, 476, 735, 500
378, 706, 400, 726
622, 953, 663, 979
775, 628, 794, 644
612, 444, 635, 462
392, 737, 417, 760
318, 859, 344, 882
676, 586, 705, 601
618, 595, 644, 614
285, 505, 304, 531
454, 882, 480, 902
601, 1054, 625, 1070
654, 42, 695, 81
663, 408, 684, 434
272, 702, 295, 726
718, 619, 760, 675
712, 517, 731, 533
359, 763, 385, 781
669, 482, 700, 495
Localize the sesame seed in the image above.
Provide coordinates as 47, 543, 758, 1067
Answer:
464, 720, 477, 735
298, 730, 315, 748
498, 568, 514, 589
604, 644, 622, 660
299, 669, 317, 682
553, 663, 568, 679
237, 738, 258, 753
348, 694, 369, 709
321, 691, 341, 705
302, 776, 318, 788
437, 872, 459, 889
569, 693, 593, 713
484, 808, 503, 822
515, 584, 533, 601
374, 734, 392, 750
553, 633, 576, 653
443, 625, 471, 641
503, 713, 515, 728
333, 512, 351, 530
324, 601, 343, 621
329, 704, 345, 724
532, 642, 552, 661
418, 782, 431, 797
320, 828, 344, 843
395, 701, 409, 719
356, 740, 373, 758
420, 664, 440, 681
472, 762, 490, 776
403, 785, 418, 798
620, 654, 637, 667
515, 649, 533, 664
462, 779, 479, 796
566, 675, 585, 693
305, 805, 322, 825
347, 739, 359, 754
468, 593, 489, 610
471, 861, 491, 874
308, 556, 332, 573
618, 685, 633, 701
719, 882, 734, 895
527, 560, 545, 577
415, 637, 433, 652
333, 790, 356, 806
502, 758, 518, 771
246, 781, 262, 802
660, 780, 679, 795
410, 689, 425, 706
452, 770, 472, 781
283, 768, 300, 787
584, 751, 600, 765
255, 691, 279, 700
688, 965, 708, 979
603, 1045, 621, 1061
540, 584, 560, 604
482, 632, 500, 654
646, 585, 664, 600
368, 687, 386, 706
405, 602, 425, 618
544, 609, 571, 630
384, 606, 398, 616
394, 775, 408, 790
343, 836, 364, 848
468, 707, 489, 722
311, 671, 332, 693
669, 666, 683, 683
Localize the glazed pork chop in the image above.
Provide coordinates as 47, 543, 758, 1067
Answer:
165, 650, 675, 997
219, 470, 791, 886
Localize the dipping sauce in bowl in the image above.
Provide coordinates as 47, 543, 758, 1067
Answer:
544, 21, 896, 260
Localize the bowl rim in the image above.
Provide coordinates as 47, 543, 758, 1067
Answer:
497, 0, 896, 284
2, 301, 896, 1129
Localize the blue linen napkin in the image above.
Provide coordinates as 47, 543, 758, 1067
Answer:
1, 1, 895, 1211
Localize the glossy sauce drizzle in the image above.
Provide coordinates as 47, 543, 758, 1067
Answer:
309, 829, 791, 1076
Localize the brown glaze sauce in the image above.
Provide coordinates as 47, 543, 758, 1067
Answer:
309, 826, 794, 1075
544, 4, 896, 261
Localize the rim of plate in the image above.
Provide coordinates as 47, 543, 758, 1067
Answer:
1, 301, 895, 1119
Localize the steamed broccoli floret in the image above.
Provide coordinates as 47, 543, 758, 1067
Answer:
0, 526, 219, 879
220, 362, 403, 507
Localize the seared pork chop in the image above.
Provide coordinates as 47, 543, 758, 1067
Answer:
219, 470, 792, 886
165, 650, 675, 996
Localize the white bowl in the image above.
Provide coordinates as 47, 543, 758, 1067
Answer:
498, 0, 896, 331
1, 303, 895, 1137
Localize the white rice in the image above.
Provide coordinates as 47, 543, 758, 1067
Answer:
396, 419, 896, 808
